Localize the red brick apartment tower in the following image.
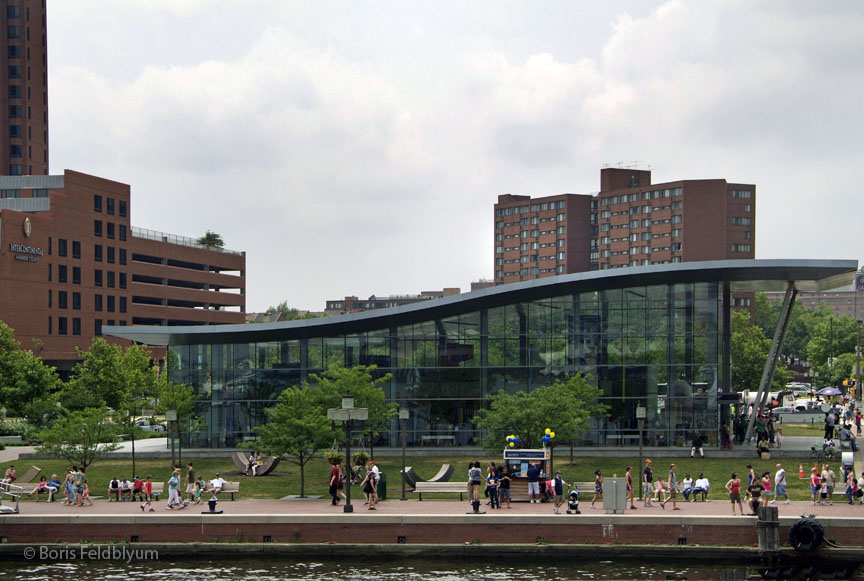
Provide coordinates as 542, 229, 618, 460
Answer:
493, 193, 594, 284
0, 170, 245, 376
595, 168, 755, 270
1, 0, 48, 176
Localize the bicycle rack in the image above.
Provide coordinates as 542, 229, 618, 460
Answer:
0, 484, 23, 514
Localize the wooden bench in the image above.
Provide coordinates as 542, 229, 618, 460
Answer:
150, 482, 164, 500
209, 481, 240, 500
413, 481, 468, 501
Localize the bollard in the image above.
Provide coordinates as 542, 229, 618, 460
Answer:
756, 505, 779, 555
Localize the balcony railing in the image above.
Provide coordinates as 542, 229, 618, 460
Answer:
132, 227, 243, 256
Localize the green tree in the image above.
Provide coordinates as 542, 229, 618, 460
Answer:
311, 364, 396, 455
264, 301, 320, 320
251, 385, 333, 497
38, 407, 121, 469
730, 309, 791, 393
157, 375, 201, 460
473, 373, 607, 454
62, 339, 158, 411
0, 321, 60, 421
807, 315, 859, 370
196, 230, 225, 248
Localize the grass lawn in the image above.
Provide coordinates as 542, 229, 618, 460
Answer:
776, 423, 823, 437
2, 451, 826, 503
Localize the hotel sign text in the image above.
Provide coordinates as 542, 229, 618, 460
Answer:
10, 242, 43, 262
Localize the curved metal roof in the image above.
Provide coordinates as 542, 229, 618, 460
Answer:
106, 259, 857, 346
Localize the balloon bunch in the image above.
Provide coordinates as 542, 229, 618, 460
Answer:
541, 428, 556, 445
505, 434, 519, 448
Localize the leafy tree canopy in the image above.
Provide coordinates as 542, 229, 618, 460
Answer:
38, 407, 121, 469
264, 300, 320, 320
0, 321, 60, 420
730, 309, 791, 393
196, 230, 225, 248
473, 373, 607, 454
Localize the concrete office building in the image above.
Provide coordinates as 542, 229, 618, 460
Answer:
494, 168, 755, 284
1, 0, 48, 177
0, 170, 246, 375
108, 260, 855, 449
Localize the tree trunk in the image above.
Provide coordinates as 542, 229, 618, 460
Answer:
299, 461, 305, 497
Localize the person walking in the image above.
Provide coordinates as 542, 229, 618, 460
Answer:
626, 466, 637, 509
809, 467, 821, 505
526, 462, 541, 504
329, 461, 342, 506
166, 469, 184, 509
140, 476, 155, 512
185, 463, 196, 503
845, 470, 858, 504
855, 410, 862, 436
590, 470, 603, 509
726, 472, 744, 516
760, 472, 772, 507
822, 464, 836, 505
770, 464, 790, 504
642, 459, 654, 507
551, 470, 569, 514
661, 464, 680, 510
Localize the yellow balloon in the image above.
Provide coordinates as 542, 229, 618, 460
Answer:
509, 442, 515, 447
550, 432, 556, 438
545, 428, 551, 434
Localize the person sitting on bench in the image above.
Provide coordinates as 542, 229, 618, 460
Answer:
207, 473, 226, 497
107, 478, 121, 501
840, 425, 859, 451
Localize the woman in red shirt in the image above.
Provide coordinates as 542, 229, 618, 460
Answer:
725, 472, 744, 516
809, 467, 821, 505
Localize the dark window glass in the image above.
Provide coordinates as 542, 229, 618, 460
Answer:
58, 317, 66, 335
94, 244, 102, 262
9, 124, 21, 137
9, 144, 21, 157
7, 104, 20, 117
7, 26, 20, 39
119, 297, 127, 313
94, 220, 102, 237
94, 319, 102, 336
94, 269, 102, 287
7, 6, 20, 18
94, 294, 102, 311
119, 224, 126, 241
8, 85, 20, 98
7, 65, 20, 78
58, 265, 67, 283
72, 241, 81, 259
72, 318, 81, 336
48, 237, 51, 255
107, 320, 115, 326
58, 238, 67, 257
58, 291, 67, 309
106, 197, 114, 215
119, 272, 127, 289
119, 248, 126, 265
9, 163, 21, 175
72, 292, 81, 310
119, 200, 127, 217
119, 321, 127, 326
72, 266, 81, 285
107, 222, 115, 239
107, 295, 115, 312
107, 247, 115, 264
107, 271, 115, 288
47, 289, 51, 308
7, 45, 20, 59
47, 263, 51, 281
94, 195, 102, 212
48, 316, 51, 335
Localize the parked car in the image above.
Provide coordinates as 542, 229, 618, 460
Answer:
134, 418, 165, 432
772, 404, 809, 414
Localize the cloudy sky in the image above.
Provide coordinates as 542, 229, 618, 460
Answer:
48, 1, 863, 311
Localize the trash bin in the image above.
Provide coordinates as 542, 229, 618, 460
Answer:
377, 472, 387, 500
603, 478, 626, 514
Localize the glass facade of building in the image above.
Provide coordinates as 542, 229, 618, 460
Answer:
167, 281, 720, 449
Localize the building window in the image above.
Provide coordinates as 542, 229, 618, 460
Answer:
94, 244, 102, 262
58, 291, 67, 309
0, 188, 19, 198
33, 188, 49, 198
107, 247, 115, 264
58, 265, 67, 283
94, 269, 102, 287
72, 292, 81, 310
8, 163, 21, 175
732, 244, 752, 253
106, 197, 114, 215
47, 263, 51, 281
72, 318, 81, 336
9, 124, 21, 137
94, 319, 102, 336
119, 248, 126, 265
58, 238, 67, 257
107, 271, 115, 288
107, 222, 115, 239
7, 45, 20, 59
732, 297, 752, 307
8, 85, 20, 98
47, 289, 51, 308
119, 272, 127, 289
732, 189, 752, 199
732, 216, 751, 226
7, 6, 19, 18
94, 294, 102, 312
744, 204, 752, 212
72, 241, 81, 259
72, 266, 81, 285
94, 195, 102, 212
119, 200, 127, 217
119, 224, 126, 241
119, 297, 127, 313
9, 144, 21, 157
7, 65, 21, 78
107, 295, 115, 312
7, 25, 20, 39
94, 220, 102, 237
58, 317, 67, 335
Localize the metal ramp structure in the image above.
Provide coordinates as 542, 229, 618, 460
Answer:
0, 484, 22, 514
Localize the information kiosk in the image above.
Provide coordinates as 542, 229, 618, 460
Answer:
503, 448, 551, 501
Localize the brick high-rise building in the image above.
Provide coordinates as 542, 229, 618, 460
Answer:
0, 170, 246, 376
1, 0, 48, 177
494, 168, 755, 284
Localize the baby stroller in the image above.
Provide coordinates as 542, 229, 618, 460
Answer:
566, 488, 581, 514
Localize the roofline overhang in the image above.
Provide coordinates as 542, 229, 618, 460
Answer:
106, 259, 858, 346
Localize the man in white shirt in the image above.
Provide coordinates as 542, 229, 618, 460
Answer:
119, 478, 133, 501
770, 464, 790, 504
207, 473, 226, 496
691, 473, 710, 501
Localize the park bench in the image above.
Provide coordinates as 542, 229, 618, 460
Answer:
209, 481, 240, 500
401, 464, 454, 488
150, 482, 164, 500
413, 481, 468, 501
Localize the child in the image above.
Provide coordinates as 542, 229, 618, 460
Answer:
487, 472, 500, 509
140, 475, 155, 512
81, 483, 94, 506
194, 476, 205, 504
775, 427, 783, 449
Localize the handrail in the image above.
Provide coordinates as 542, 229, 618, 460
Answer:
131, 227, 243, 256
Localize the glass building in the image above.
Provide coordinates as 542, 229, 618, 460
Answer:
108, 259, 856, 449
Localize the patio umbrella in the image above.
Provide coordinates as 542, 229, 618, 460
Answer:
816, 386, 842, 396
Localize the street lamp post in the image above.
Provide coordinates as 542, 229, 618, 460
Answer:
636, 405, 646, 500
165, 410, 177, 468
327, 394, 368, 513
399, 409, 410, 501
